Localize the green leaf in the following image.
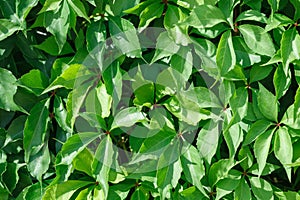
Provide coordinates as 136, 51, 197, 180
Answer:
196, 120, 219, 164
59, 132, 101, 166
216, 31, 236, 76
109, 17, 142, 58
239, 24, 276, 57
23, 99, 50, 162
53, 96, 72, 133
216, 170, 241, 200
92, 135, 114, 199
267, 0, 280, 13
274, 126, 293, 182
235, 10, 267, 23
157, 148, 182, 199
123, 0, 156, 16
273, 64, 291, 99
110, 107, 146, 130
138, 2, 164, 29
181, 145, 207, 197
34, 36, 74, 56
151, 31, 180, 63
224, 124, 243, 159
43, 64, 87, 93
243, 119, 273, 145
43, 180, 93, 200
250, 65, 273, 83
208, 159, 235, 186
280, 28, 300, 72
27, 142, 50, 181
254, 129, 274, 176
234, 177, 251, 200
96, 83, 112, 118
43, 0, 70, 52
249, 177, 273, 200
0, 19, 22, 41
73, 148, 93, 177
185, 5, 227, 29
229, 87, 248, 122
0, 68, 24, 112
18, 69, 49, 96
281, 104, 300, 130
164, 5, 187, 28
67, 0, 90, 22
179, 186, 206, 200
86, 20, 106, 52
257, 83, 278, 122
2, 163, 22, 193
130, 188, 149, 200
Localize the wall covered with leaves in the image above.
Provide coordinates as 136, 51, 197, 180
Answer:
0, 0, 300, 199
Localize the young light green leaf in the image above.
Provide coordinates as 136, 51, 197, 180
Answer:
274, 126, 293, 182
239, 24, 276, 57
216, 31, 236, 76
257, 83, 278, 122
18, 69, 49, 96
254, 129, 274, 176
43, 64, 87, 93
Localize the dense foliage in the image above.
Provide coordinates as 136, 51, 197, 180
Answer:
0, 0, 300, 199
